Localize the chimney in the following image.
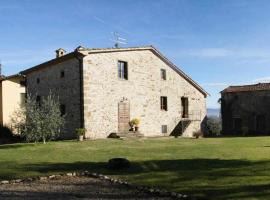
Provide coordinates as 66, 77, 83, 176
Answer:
55, 48, 66, 58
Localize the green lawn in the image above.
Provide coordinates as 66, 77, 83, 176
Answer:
1, 137, 270, 200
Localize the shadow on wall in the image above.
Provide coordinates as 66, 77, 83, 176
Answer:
1, 158, 270, 199
0, 125, 23, 144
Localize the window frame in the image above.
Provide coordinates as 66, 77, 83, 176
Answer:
161, 125, 168, 134
160, 96, 168, 111
118, 60, 128, 80
161, 68, 166, 80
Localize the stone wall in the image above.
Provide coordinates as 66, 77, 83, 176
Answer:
26, 58, 81, 139
83, 50, 206, 138
221, 90, 270, 135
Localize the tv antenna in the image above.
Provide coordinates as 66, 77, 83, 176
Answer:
111, 32, 127, 48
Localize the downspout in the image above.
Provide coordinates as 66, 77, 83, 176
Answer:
74, 53, 85, 129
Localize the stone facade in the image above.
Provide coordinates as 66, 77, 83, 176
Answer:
23, 46, 207, 139
221, 88, 270, 135
25, 58, 82, 138
83, 50, 206, 138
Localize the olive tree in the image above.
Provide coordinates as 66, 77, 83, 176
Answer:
14, 93, 65, 143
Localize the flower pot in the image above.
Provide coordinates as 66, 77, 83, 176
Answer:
135, 127, 139, 132
78, 135, 84, 141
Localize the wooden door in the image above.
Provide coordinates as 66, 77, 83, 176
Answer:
118, 101, 130, 133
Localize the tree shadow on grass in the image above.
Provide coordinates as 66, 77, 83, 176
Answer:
1, 159, 270, 200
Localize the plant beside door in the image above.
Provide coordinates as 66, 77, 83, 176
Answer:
129, 118, 140, 132
75, 128, 86, 141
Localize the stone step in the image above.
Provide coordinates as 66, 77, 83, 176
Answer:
117, 132, 144, 138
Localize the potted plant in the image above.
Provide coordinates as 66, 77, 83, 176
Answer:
130, 118, 140, 132
75, 128, 86, 141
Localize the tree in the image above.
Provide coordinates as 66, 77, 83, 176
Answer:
13, 92, 65, 143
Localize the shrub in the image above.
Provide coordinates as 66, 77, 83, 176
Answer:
108, 132, 120, 138
75, 128, 86, 136
130, 118, 140, 127
205, 117, 221, 137
193, 130, 204, 139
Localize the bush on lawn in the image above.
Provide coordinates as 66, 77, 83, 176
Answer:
204, 116, 222, 137
193, 130, 204, 139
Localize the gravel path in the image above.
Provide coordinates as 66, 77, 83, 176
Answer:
0, 176, 175, 200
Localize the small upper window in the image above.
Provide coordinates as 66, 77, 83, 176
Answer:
161, 69, 166, 80
118, 61, 128, 80
37, 78, 40, 84
160, 96, 168, 111
60, 71, 65, 78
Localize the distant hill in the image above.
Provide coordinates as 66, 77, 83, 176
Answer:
207, 108, 220, 117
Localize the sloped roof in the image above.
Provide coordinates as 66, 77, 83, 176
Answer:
221, 83, 270, 93
21, 46, 208, 97
0, 74, 24, 82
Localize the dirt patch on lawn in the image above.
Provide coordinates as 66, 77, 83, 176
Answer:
0, 176, 174, 199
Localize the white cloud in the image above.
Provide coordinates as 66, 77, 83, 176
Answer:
252, 77, 270, 83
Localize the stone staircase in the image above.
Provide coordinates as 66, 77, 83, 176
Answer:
117, 131, 144, 139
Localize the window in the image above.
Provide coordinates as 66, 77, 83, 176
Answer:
36, 95, 41, 106
161, 69, 166, 80
60, 70, 65, 78
181, 97, 189, 118
161, 125, 168, 134
118, 61, 128, 80
60, 104, 66, 116
20, 93, 26, 107
36, 78, 40, 84
160, 96, 168, 111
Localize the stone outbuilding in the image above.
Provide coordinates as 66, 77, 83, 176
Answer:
221, 83, 270, 135
21, 46, 208, 139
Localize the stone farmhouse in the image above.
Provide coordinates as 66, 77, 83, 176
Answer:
0, 74, 26, 131
21, 46, 208, 139
221, 83, 270, 136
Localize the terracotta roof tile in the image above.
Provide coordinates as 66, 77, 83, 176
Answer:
221, 83, 270, 93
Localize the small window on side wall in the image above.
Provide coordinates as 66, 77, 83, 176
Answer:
118, 61, 128, 80
161, 125, 168, 134
160, 96, 168, 111
161, 69, 166, 80
60, 70, 65, 78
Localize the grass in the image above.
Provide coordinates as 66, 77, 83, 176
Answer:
1, 137, 270, 199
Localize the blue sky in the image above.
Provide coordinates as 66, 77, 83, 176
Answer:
1, 0, 270, 108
